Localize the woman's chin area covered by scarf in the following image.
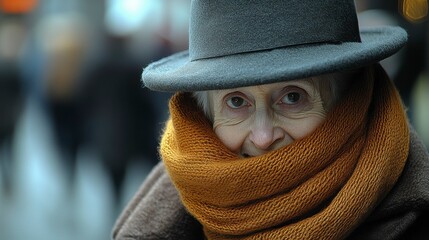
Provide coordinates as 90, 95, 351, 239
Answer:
112, 1, 429, 239
112, 63, 429, 240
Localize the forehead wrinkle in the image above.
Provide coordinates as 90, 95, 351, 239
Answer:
292, 78, 319, 92
213, 78, 319, 97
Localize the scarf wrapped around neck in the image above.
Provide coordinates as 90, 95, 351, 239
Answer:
160, 65, 410, 239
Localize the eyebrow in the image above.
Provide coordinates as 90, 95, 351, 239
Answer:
212, 78, 319, 98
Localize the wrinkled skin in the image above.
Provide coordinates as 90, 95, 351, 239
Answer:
209, 79, 331, 157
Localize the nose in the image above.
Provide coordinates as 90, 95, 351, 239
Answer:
249, 112, 285, 150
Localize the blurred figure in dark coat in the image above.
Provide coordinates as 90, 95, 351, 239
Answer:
79, 32, 159, 206
32, 14, 89, 185
0, 17, 26, 194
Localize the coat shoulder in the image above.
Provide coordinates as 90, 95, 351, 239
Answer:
112, 162, 203, 240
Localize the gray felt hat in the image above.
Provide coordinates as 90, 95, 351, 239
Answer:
142, 0, 408, 92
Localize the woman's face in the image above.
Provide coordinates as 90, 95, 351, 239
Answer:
209, 79, 330, 157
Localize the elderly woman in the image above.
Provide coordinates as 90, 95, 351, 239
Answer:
113, 0, 429, 239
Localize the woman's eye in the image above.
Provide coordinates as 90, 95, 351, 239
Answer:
282, 92, 301, 104
226, 96, 248, 109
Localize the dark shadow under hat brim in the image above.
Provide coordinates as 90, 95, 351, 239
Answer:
142, 26, 407, 92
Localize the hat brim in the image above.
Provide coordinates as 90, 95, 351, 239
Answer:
142, 26, 407, 92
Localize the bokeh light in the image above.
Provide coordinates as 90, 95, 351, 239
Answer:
0, 0, 38, 14
400, 0, 428, 22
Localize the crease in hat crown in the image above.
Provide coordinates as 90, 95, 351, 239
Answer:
142, 0, 408, 92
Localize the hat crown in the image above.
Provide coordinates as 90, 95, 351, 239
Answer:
189, 0, 361, 61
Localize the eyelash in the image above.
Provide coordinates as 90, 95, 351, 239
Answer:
224, 93, 251, 109
277, 87, 308, 106
222, 86, 310, 112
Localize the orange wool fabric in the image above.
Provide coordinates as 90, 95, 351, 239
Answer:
160, 65, 410, 239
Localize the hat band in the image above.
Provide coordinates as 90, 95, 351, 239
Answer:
189, 0, 361, 61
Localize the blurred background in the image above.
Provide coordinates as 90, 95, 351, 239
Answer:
0, 0, 427, 239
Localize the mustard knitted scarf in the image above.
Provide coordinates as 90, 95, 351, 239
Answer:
160, 65, 410, 239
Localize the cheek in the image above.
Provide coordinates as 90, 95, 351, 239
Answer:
281, 115, 326, 140
214, 125, 246, 154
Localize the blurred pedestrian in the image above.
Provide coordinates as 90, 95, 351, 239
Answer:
0, 17, 27, 194
79, 32, 159, 206
21, 13, 89, 186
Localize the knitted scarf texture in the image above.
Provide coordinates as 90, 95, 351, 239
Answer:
160, 65, 410, 239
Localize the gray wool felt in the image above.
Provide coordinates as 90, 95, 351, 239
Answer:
143, 27, 407, 92
141, 0, 408, 92
189, 0, 359, 60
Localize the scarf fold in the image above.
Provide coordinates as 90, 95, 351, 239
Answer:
160, 65, 410, 239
